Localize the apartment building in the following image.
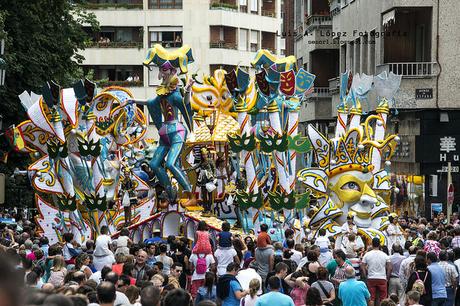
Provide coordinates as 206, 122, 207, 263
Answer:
80, 0, 284, 100
295, 0, 460, 216
294, 0, 338, 141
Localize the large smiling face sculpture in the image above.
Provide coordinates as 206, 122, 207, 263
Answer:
191, 69, 233, 114
298, 104, 398, 244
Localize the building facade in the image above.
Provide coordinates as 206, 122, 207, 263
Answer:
80, 0, 284, 100
294, 0, 460, 217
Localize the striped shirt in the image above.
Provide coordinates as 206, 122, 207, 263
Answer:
439, 261, 458, 287
333, 262, 352, 287
451, 236, 460, 249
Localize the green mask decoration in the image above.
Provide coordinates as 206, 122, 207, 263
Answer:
84, 193, 107, 211
236, 191, 263, 210
228, 133, 256, 153
56, 194, 77, 211
47, 140, 68, 159
288, 134, 311, 153
259, 133, 288, 152
78, 138, 101, 157
269, 193, 284, 212
269, 190, 296, 210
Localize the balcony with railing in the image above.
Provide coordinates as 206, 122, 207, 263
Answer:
97, 80, 144, 87
84, 27, 144, 49
382, 8, 434, 80
149, 0, 182, 9
376, 62, 438, 78
149, 29, 183, 48
80, 0, 143, 9
84, 65, 144, 87
209, 0, 238, 11
209, 42, 238, 49
86, 41, 144, 48
311, 87, 331, 98
305, 15, 332, 33
210, 26, 238, 50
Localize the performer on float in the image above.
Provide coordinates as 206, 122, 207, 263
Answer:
190, 147, 217, 215
138, 44, 195, 203
341, 212, 358, 236
215, 156, 229, 199
119, 161, 137, 225
386, 213, 404, 249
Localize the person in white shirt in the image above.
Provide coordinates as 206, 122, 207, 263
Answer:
115, 228, 132, 256
315, 229, 331, 250
214, 246, 239, 277
236, 267, 263, 296
190, 253, 215, 299
90, 266, 113, 285
399, 246, 417, 291
93, 226, 115, 271
286, 239, 303, 265
361, 237, 392, 306
155, 244, 174, 275
386, 215, 404, 250
341, 215, 358, 236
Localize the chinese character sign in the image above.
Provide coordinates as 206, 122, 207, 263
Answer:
440, 136, 457, 153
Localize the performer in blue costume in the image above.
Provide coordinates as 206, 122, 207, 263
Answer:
131, 44, 195, 202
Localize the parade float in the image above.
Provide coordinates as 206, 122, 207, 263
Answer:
297, 70, 404, 248
14, 81, 154, 244
115, 47, 316, 242
12, 42, 404, 247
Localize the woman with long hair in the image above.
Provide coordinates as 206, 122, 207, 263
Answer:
240, 278, 260, 306
171, 241, 190, 289
48, 255, 67, 288
75, 253, 92, 279
194, 272, 217, 305
406, 255, 432, 306
303, 250, 320, 285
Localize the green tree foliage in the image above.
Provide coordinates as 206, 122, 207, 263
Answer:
0, 0, 99, 128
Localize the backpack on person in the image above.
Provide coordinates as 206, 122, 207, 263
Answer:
196, 254, 207, 274
413, 271, 428, 295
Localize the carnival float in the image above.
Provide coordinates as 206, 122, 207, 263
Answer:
298, 70, 404, 248
10, 43, 404, 247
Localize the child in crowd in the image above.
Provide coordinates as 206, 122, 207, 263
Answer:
192, 221, 212, 255
406, 291, 423, 306
345, 234, 358, 258
48, 255, 67, 288
240, 278, 260, 306
256, 224, 272, 248
217, 222, 233, 249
